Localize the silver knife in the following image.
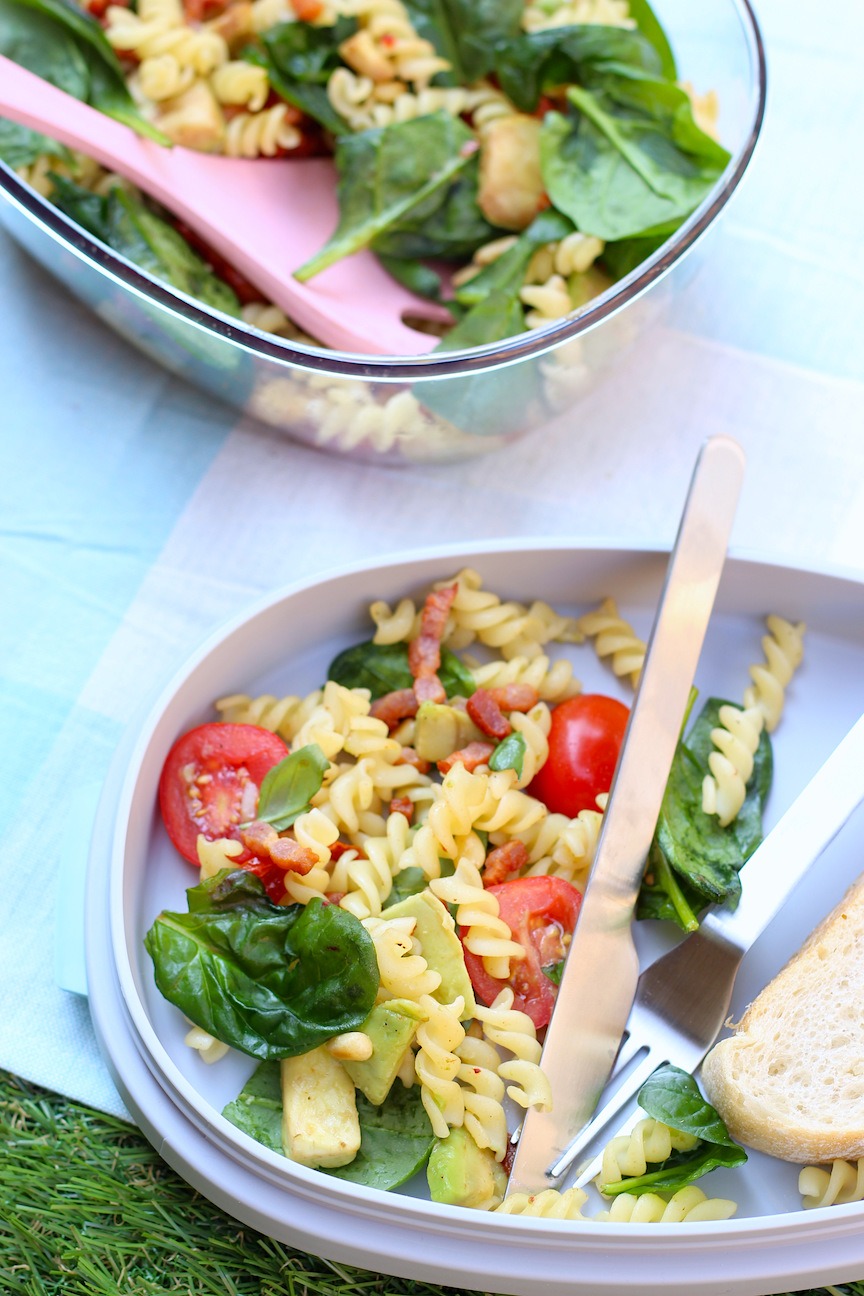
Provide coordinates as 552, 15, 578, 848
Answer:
505, 433, 746, 1197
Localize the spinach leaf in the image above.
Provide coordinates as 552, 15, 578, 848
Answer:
377, 254, 453, 306
325, 1082, 435, 1189
638, 698, 773, 930
437, 208, 573, 352
49, 175, 242, 316
627, 0, 677, 80
492, 24, 664, 114
221, 1060, 435, 1189
418, 212, 575, 429
0, 0, 167, 140
294, 112, 491, 280
541, 75, 730, 242
489, 731, 526, 779
403, 0, 523, 84
601, 1064, 746, 1197
600, 225, 675, 279
144, 870, 379, 1060
374, 154, 496, 264
255, 743, 329, 831
223, 1060, 284, 1154
248, 18, 356, 135
0, 116, 71, 169
327, 639, 476, 701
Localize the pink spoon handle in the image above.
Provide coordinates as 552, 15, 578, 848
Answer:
0, 55, 445, 355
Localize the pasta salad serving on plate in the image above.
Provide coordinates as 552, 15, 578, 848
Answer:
144, 567, 813, 1223
1, 0, 728, 352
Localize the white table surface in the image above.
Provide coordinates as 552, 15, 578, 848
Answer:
1, 0, 863, 1122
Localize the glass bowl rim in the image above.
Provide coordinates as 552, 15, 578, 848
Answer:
0, 0, 767, 382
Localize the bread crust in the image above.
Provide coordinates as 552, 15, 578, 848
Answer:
700, 873, 864, 1163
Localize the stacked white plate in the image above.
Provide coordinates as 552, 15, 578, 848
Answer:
86, 542, 864, 1296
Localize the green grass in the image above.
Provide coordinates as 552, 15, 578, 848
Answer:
0, 1068, 860, 1296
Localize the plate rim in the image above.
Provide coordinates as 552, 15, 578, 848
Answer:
90, 538, 864, 1293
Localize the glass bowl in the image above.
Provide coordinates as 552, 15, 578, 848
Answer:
0, 0, 765, 465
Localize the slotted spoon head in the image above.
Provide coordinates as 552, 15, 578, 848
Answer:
0, 55, 450, 356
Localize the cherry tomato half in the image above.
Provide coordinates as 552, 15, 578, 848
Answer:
462, 875, 582, 1029
528, 693, 629, 817
158, 722, 289, 865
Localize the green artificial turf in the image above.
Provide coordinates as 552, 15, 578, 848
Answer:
0, 1068, 859, 1296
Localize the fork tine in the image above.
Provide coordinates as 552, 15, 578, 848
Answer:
546, 1047, 663, 1183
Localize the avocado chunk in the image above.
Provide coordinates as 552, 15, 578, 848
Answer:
427, 1126, 508, 1208
281, 1045, 360, 1168
413, 701, 485, 762
342, 998, 426, 1105
383, 891, 476, 1019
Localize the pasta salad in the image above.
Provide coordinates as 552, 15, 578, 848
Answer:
1, 0, 728, 352
144, 567, 811, 1221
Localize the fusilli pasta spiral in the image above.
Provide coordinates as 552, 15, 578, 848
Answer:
799, 1158, 864, 1208
414, 993, 466, 1138
595, 1185, 737, 1223
742, 614, 806, 732
597, 1118, 699, 1188
474, 988, 551, 1111
700, 703, 764, 827
576, 596, 646, 687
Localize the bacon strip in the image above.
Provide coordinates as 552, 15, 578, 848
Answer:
437, 740, 496, 775
370, 687, 419, 729
397, 746, 430, 774
487, 683, 539, 713
389, 796, 414, 823
408, 583, 457, 705
482, 840, 529, 886
240, 820, 318, 875
466, 688, 512, 740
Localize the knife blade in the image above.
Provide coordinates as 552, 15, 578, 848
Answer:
505, 434, 746, 1197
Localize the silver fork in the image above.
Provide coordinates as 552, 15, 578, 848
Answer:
543, 710, 864, 1191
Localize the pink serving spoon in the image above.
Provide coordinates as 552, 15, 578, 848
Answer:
0, 54, 449, 356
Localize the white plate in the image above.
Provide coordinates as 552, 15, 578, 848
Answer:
86, 541, 864, 1296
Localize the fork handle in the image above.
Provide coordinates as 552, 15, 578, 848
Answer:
701, 710, 864, 951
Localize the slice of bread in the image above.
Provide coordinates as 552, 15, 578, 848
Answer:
700, 873, 864, 1163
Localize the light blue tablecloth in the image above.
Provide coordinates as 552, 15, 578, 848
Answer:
1, 0, 863, 1120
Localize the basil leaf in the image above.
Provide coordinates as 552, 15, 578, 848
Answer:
542, 959, 564, 986
222, 1059, 284, 1154
325, 1083, 435, 1189
489, 732, 526, 778
294, 112, 487, 281
327, 639, 476, 701
0, 0, 168, 141
144, 871, 380, 1060
384, 865, 431, 907
48, 176, 243, 316
255, 743, 329, 831
639, 697, 773, 930
600, 1063, 746, 1197
541, 75, 729, 242
385, 858, 455, 909
249, 18, 356, 135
